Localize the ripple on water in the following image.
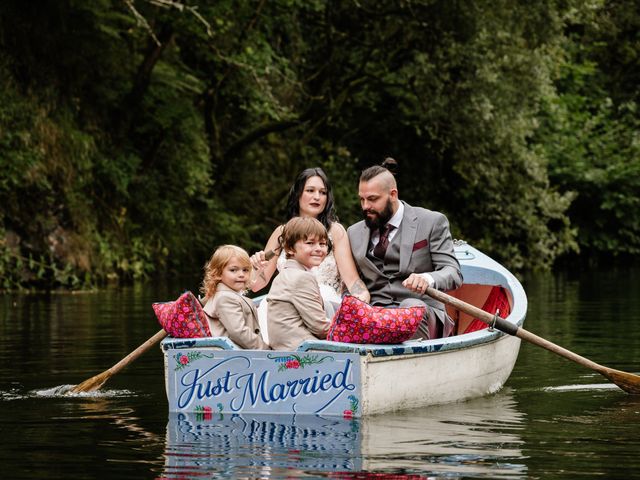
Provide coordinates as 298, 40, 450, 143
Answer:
543, 383, 621, 392
0, 385, 137, 400
0, 388, 25, 401
34, 385, 137, 398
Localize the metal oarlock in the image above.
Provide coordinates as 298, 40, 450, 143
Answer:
488, 309, 500, 332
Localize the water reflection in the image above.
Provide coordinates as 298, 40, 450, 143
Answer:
514, 388, 640, 479
160, 390, 527, 479
163, 412, 360, 478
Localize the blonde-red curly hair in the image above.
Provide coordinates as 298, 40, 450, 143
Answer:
200, 245, 252, 299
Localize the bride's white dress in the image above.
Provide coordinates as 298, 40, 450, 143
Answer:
257, 248, 343, 344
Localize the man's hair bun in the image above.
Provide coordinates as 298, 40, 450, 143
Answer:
382, 157, 398, 175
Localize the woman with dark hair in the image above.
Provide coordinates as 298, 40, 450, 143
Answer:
251, 168, 369, 316
284, 168, 338, 232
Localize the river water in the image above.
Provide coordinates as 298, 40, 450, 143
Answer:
1, 268, 639, 479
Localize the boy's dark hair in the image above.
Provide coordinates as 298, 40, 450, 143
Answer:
279, 217, 332, 258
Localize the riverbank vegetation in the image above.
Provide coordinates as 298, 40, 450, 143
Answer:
1, 0, 638, 290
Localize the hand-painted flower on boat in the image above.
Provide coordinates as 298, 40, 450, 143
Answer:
348, 394, 359, 413
285, 359, 300, 369
202, 406, 212, 420
267, 353, 335, 372
173, 351, 215, 371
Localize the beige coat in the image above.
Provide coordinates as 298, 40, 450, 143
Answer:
266, 259, 330, 351
203, 284, 269, 350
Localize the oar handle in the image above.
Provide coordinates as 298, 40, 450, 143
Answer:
264, 249, 278, 261
106, 329, 168, 375
71, 329, 168, 393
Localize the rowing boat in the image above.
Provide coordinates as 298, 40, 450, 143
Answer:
160, 241, 527, 417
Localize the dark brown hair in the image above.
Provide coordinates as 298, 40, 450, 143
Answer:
285, 167, 338, 229
360, 157, 398, 182
279, 217, 332, 258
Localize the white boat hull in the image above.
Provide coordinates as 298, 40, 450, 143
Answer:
359, 335, 521, 414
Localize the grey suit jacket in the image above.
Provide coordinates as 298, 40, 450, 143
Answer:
347, 201, 462, 311
203, 284, 270, 350
266, 259, 330, 351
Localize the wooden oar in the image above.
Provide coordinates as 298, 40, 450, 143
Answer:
71, 250, 279, 394
70, 329, 167, 394
426, 286, 640, 394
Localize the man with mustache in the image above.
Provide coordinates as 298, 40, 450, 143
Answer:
347, 158, 462, 339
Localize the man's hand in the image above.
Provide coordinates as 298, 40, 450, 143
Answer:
402, 273, 434, 294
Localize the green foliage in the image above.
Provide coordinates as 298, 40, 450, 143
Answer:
535, 1, 640, 259
278, 0, 581, 270
1, 0, 639, 290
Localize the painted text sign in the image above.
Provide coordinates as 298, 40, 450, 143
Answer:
165, 349, 362, 416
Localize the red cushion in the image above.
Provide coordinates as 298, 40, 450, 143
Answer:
327, 295, 424, 344
152, 291, 211, 338
463, 286, 511, 334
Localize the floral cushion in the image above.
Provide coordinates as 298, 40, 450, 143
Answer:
152, 291, 211, 338
327, 295, 425, 344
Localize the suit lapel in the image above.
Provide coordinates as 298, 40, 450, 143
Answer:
219, 284, 257, 320
353, 222, 369, 260
238, 293, 257, 320
354, 222, 379, 273
399, 202, 418, 272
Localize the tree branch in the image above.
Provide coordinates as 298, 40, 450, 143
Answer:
223, 117, 307, 162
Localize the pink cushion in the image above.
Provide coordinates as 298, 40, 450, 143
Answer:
152, 291, 211, 338
327, 295, 425, 344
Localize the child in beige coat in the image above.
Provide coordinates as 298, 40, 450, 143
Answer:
201, 245, 269, 350
265, 217, 332, 350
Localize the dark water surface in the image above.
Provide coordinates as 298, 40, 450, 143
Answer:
1, 269, 639, 479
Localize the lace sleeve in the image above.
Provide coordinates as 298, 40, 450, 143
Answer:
312, 251, 343, 301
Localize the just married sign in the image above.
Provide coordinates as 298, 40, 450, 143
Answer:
165, 348, 362, 417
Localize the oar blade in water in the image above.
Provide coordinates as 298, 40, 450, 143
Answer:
604, 368, 640, 394
68, 329, 167, 395
70, 370, 111, 394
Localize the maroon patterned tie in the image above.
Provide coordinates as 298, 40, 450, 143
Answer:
373, 224, 395, 258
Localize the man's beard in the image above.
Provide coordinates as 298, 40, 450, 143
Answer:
363, 199, 394, 230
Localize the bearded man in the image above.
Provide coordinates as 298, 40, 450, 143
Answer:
347, 159, 462, 339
